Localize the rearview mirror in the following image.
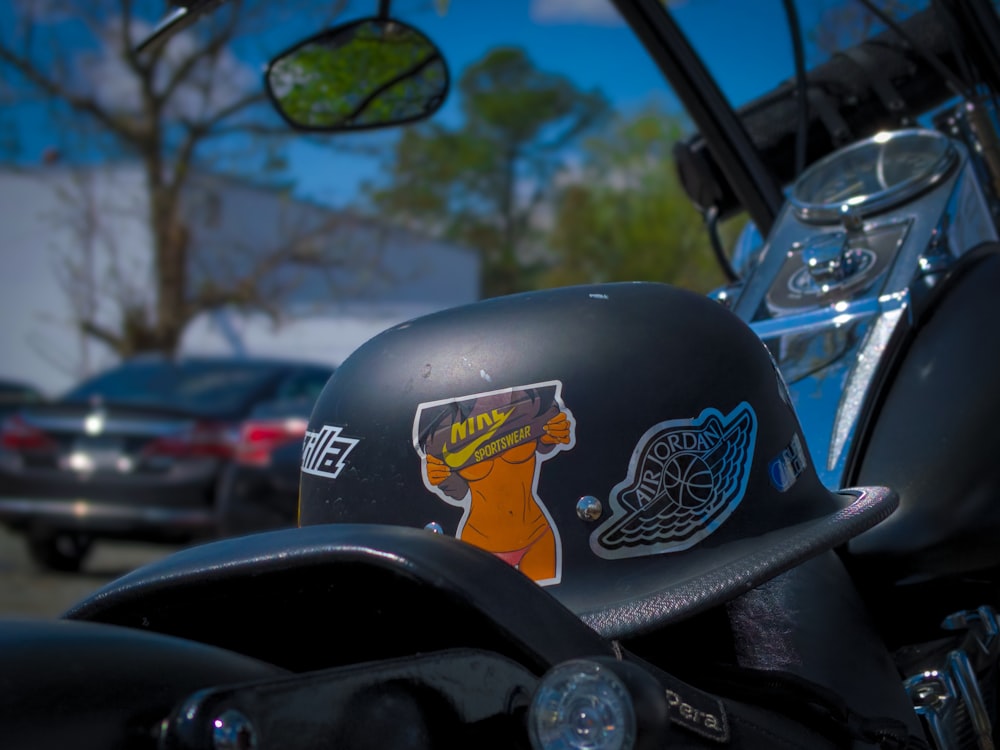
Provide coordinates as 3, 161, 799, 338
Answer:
265, 18, 449, 132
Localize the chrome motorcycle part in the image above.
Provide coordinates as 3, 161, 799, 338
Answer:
764, 220, 907, 313
946, 650, 994, 750
903, 651, 996, 750
730, 221, 764, 279
706, 283, 742, 308
940, 607, 1000, 750
800, 232, 869, 285
919, 235, 954, 275
840, 204, 865, 233
793, 232, 875, 296
211, 709, 258, 750
529, 660, 636, 750
898, 605, 1000, 750
423, 521, 444, 534
942, 607, 1000, 654
739, 123, 998, 492
827, 299, 906, 479
790, 130, 957, 223
905, 670, 956, 750
575, 496, 603, 522
939, 97, 1000, 214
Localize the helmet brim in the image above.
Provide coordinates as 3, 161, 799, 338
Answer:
575, 486, 896, 639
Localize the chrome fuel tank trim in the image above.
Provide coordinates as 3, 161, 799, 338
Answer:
752, 293, 907, 490
739, 133, 997, 490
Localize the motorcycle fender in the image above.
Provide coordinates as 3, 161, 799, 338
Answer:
848, 249, 1000, 584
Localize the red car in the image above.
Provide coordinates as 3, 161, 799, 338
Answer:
214, 395, 318, 538
0, 356, 333, 571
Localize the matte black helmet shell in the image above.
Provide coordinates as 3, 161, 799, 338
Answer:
299, 282, 896, 638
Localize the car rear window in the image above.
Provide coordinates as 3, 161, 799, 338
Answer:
64, 360, 283, 415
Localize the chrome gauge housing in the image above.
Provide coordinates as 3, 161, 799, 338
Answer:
727, 120, 1000, 491
790, 129, 957, 223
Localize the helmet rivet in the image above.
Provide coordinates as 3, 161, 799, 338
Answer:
211, 709, 257, 750
424, 522, 444, 534
576, 496, 603, 522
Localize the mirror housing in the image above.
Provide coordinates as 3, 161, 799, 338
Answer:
265, 17, 449, 133
136, 0, 231, 55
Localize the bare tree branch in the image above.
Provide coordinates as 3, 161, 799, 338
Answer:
0, 44, 147, 144
1, 0, 384, 359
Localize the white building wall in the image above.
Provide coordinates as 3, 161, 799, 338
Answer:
0, 166, 479, 395
0, 167, 151, 395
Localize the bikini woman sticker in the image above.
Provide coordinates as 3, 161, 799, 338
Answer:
413, 381, 575, 586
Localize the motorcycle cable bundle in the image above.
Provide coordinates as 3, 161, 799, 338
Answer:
675, 5, 972, 222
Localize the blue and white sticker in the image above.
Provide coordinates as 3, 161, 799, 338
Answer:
591, 403, 757, 559
301, 424, 359, 479
768, 433, 807, 492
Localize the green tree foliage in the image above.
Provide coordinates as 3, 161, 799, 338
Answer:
541, 108, 728, 293
369, 47, 609, 298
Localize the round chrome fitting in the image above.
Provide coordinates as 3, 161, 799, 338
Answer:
576, 496, 603, 522
212, 709, 258, 750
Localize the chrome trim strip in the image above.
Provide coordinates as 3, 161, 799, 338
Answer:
828, 304, 906, 473
0, 498, 214, 528
749, 295, 882, 340
22, 414, 197, 437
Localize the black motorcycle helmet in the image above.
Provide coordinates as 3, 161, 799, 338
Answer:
298, 282, 896, 638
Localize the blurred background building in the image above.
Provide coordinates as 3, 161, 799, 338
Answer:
0, 164, 478, 395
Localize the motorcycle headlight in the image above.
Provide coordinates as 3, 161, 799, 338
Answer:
529, 659, 636, 750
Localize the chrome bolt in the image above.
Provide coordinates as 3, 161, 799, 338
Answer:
904, 670, 951, 712
212, 709, 258, 750
576, 496, 603, 522
839, 204, 864, 233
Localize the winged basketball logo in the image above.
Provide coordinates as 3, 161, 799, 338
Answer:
591, 402, 757, 559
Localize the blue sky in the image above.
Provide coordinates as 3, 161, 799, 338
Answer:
274, 0, 814, 205
1, 0, 843, 205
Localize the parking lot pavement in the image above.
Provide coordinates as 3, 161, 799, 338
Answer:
0, 526, 180, 619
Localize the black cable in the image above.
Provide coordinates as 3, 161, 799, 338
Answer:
928, 0, 978, 90
853, 0, 972, 98
706, 205, 739, 283
782, 0, 810, 177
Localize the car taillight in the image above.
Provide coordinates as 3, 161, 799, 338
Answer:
0, 414, 56, 451
142, 421, 238, 460
235, 417, 309, 467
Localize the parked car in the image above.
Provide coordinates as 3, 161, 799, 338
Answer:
215, 396, 317, 538
0, 378, 45, 418
0, 355, 334, 572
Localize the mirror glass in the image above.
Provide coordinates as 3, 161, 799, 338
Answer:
266, 18, 448, 132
